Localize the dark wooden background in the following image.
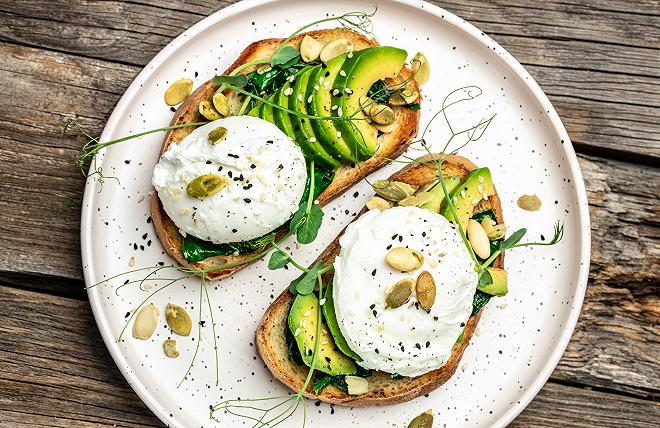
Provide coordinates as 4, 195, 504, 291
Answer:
0, 0, 658, 426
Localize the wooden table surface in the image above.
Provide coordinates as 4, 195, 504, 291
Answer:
0, 0, 658, 426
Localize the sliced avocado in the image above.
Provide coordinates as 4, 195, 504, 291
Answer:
479, 268, 508, 296
418, 175, 461, 213
273, 80, 295, 138
259, 92, 277, 125
321, 280, 362, 361
289, 66, 340, 170
440, 167, 495, 230
288, 293, 357, 376
306, 56, 359, 164
331, 47, 408, 160
247, 100, 262, 117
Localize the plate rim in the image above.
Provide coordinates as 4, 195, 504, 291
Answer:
80, 0, 592, 426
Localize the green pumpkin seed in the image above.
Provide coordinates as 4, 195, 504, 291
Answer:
385, 278, 414, 309
386, 247, 424, 272
369, 104, 395, 125
372, 180, 416, 202
186, 174, 228, 199
164, 78, 193, 106
408, 410, 434, 428
416, 271, 436, 311
165, 303, 192, 336
208, 126, 228, 145
163, 339, 180, 358
199, 100, 222, 120
212, 92, 231, 116
256, 64, 272, 74
517, 194, 542, 211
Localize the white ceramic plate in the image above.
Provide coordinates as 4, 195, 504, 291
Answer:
81, 0, 591, 426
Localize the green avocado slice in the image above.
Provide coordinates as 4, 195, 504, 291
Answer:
273, 80, 295, 138
331, 46, 408, 160
289, 66, 340, 170
288, 293, 357, 376
306, 57, 358, 163
321, 279, 362, 361
479, 268, 508, 296
440, 167, 495, 230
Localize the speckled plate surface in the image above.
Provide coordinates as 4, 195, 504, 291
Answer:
81, 0, 591, 426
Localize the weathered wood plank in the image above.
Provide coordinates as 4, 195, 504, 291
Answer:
0, 40, 658, 397
0, 284, 657, 428
2, 1, 659, 161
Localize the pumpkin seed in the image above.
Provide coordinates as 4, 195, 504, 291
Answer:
320, 38, 352, 63
480, 217, 507, 240
199, 100, 222, 120
517, 194, 542, 211
207, 126, 228, 145
408, 410, 434, 428
372, 180, 408, 201
186, 173, 229, 199
416, 271, 436, 311
374, 122, 396, 134
132, 303, 159, 340
467, 219, 491, 259
345, 376, 369, 395
398, 195, 418, 207
386, 247, 424, 272
256, 64, 272, 74
163, 339, 180, 358
359, 96, 375, 113
212, 92, 231, 116
164, 78, 193, 106
388, 88, 419, 106
369, 104, 395, 125
300, 35, 324, 62
165, 303, 192, 336
411, 52, 431, 85
385, 278, 414, 309
366, 195, 391, 211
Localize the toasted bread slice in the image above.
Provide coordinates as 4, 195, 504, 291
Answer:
151, 28, 420, 280
256, 154, 504, 406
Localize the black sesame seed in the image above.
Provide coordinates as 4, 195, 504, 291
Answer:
232, 228, 237, 233
266, 140, 273, 144
243, 198, 251, 203
228, 153, 239, 159
250, 164, 256, 169
425, 341, 430, 348
372, 310, 377, 317
369, 304, 376, 310
228, 171, 233, 178
371, 269, 377, 276
206, 160, 212, 164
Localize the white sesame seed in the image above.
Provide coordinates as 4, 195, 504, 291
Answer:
294, 327, 301, 336
344, 88, 353, 94
297, 93, 303, 102
331, 105, 338, 111
339, 70, 347, 77
309, 137, 317, 143
482, 193, 489, 200
284, 87, 293, 96
332, 89, 339, 96
319, 298, 326, 305
499, 303, 508, 309
323, 81, 329, 88
286, 75, 295, 82
304, 310, 311, 317
322, 328, 328, 335
337, 131, 342, 138
314, 85, 319, 91
337, 107, 343, 116
347, 52, 353, 58
477, 184, 484, 193
452, 196, 458, 204
478, 175, 484, 183
460, 190, 466, 198
307, 95, 313, 103
321, 340, 328, 345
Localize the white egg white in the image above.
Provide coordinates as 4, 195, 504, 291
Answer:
152, 116, 307, 244
332, 206, 477, 377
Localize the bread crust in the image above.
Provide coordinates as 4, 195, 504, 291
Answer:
151, 28, 421, 280
256, 153, 504, 406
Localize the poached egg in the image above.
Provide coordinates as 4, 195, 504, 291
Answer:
332, 206, 477, 377
152, 116, 307, 244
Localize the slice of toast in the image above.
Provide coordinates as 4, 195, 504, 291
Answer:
256, 154, 505, 406
151, 28, 421, 280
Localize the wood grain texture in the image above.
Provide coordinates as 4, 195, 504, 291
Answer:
0, 284, 657, 427
0, 0, 658, 160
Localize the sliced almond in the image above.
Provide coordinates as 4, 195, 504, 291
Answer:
374, 122, 396, 134
369, 104, 395, 125
132, 303, 159, 340
345, 376, 369, 395
320, 38, 352, 63
386, 247, 424, 272
300, 35, 324, 62
467, 219, 491, 259
366, 195, 391, 211
164, 78, 193, 106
